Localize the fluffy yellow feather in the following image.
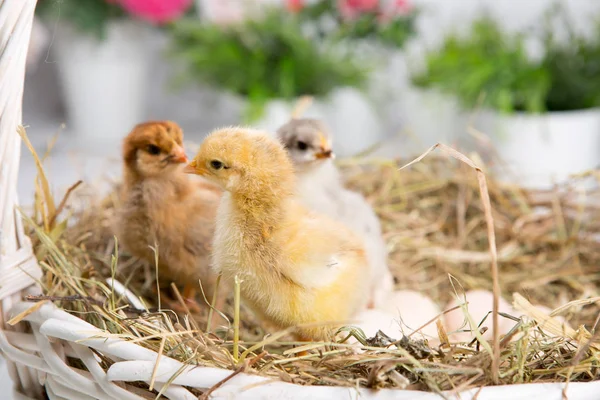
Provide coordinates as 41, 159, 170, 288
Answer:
185, 127, 370, 341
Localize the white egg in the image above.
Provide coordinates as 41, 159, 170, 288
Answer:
346, 309, 400, 353
444, 290, 516, 343
351, 308, 399, 339
347, 291, 443, 353
380, 290, 442, 341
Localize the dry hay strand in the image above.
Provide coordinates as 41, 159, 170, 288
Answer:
18, 128, 600, 393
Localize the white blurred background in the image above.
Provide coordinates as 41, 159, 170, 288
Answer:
19, 0, 599, 201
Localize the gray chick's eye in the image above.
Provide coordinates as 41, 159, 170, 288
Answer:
296, 141, 308, 150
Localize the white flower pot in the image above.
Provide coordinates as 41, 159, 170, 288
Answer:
53, 21, 149, 143
367, 49, 410, 134
476, 108, 600, 189
399, 87, 463, 156
253, 87, 384, 158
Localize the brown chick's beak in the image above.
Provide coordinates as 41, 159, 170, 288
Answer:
314, 149, 334, 159
183, 160, 198, 174
171, 145, 188, 164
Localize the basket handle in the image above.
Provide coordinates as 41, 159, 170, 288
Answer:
0, 0, 43, 397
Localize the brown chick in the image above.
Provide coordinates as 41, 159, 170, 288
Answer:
184, 127, 370, 341
115, 121, 223, 315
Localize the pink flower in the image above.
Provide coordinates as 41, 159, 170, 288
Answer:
116, 0, 193, 24
338, 0, 379, 20
286, 0, 304, 13
378, 0, 412, 22
392, 0, 411, 14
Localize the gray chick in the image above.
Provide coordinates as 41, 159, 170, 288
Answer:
277, 118, 394, 308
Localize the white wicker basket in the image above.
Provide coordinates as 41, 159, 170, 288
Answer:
1, 1, 600, 399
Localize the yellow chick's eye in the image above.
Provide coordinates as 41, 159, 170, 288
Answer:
210, 160, 227, 170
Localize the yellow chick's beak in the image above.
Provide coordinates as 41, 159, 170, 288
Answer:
183, 159, 198, 174
171, 145, 189, 164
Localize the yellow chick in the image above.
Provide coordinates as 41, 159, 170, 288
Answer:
115, 121, 223, 313
184, 127, 370, 341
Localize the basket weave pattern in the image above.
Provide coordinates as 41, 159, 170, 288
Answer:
0, 0, 43, 397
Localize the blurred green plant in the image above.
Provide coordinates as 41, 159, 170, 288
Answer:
169, 9, 368, 122
413, 10, 600, 113
36, 0, 126, 40
542, 9, 600, 111
412, 17, 549, 113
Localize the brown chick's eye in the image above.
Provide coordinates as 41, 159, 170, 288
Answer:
147, 144, 161, 155
297, 141, 308, 150
210, 160, 224, 170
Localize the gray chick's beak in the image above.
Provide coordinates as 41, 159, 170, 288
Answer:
314, 149, 334, 159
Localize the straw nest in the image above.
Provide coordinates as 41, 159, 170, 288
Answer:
21, 129, 600, 396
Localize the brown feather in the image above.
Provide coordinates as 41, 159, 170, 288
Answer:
115, 121, 224, 303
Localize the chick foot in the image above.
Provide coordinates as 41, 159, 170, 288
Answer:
158, 295, 201, 314
151, 284, 202, 314
180, 284, 202, 314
